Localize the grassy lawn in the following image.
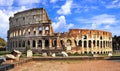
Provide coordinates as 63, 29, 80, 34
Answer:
0, 51, 11, 56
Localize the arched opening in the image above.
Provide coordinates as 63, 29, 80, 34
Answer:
32, 40, 36, 47
16, 41, 17, 47
38, 40, 42, 48
19, 41, 21, 47
45, 26, 49, 30
52, 39, 57, 47
78, 40, 82, 47
100, 41, 102, 48
97, 52, 99, 54
60, 40, 64, 46
93, 40, 95, 47
67, 39, 72, 46
28, 40, 30, 46
88, 40, 91, 48
39, 27, 42, 34
100, 36, 102, 40
103, 41, 105, 48
45, 26, 49, 35
45, 39, 49, 47
97, 40, 99, 47
84, 41, 87, 48
83, 35, 87, 39
74, 40, 77, 46
22, 41, 25, 47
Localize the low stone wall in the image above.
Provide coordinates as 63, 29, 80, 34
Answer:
32, 56, 110, 61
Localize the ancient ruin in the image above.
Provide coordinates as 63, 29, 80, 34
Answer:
7, 8, 112, 54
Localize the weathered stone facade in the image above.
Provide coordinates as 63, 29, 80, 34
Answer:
7, 8, 112, 54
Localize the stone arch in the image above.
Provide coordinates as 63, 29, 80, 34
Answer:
67, 39, 72, 46
88, 40, 91, 48
84, 41, 87, 48
45, 39, 49, 47
83, 35, 87, 39
93, 40, 95, 47
74, 40, 77, 46
22, 41, 25, 47
78, 40, 82, 47
97, 40, 99, 47
23, 29, 25, 35
38, 40, 42, 47
32, 40, 36, 47
19, 41, 22, 47
103, 41, 105, 48
60, 40, 64, 46
97, 52, 99, 54
52, 39, 57, 47
39, 26, 42, 34
28, 28, 31, 35
100, 41, 102, 48
100, 36, 102, 40
33, 28, 36, 35
28, 40, 30, 46
45, 26, 49, 30
15, 41, 17, 47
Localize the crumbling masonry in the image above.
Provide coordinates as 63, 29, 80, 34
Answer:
7, 8, 112, 54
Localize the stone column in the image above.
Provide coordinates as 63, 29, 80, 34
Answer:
42, 26, 45, 35
82, 40, 84, 54
91, 41, 93, 54
57, 37, 60, 49
36, 40, 38, 49
42, 40, 45, 49
49, 39, 52, 49
27, 40, 32, 49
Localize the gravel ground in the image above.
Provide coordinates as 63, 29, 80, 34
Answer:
9, 60, 120, 71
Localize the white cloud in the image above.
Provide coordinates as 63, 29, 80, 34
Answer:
17, 0, 40, 5
50, 0, 57, 3
0, 0, 13, 6
0, 6, 27, 41
77, 14, 118, 29
105, 0, 120, 8
57, 0, 73, 15
52, 16, 74, 32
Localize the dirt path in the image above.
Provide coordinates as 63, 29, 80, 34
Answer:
9, 60, 120, 71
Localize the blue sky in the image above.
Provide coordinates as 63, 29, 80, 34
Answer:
0, 0, 120, 41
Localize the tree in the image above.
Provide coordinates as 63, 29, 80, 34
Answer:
0, 37, 6, 48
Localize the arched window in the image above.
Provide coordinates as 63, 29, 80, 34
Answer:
88, 40, 91, 48
100, 41, 102, 48
74, 40, 77, 46
39, 27, 42, 30
45, 26, 49, 30
22, 41, 25, 47
38, 40, 42, 47
32, 40, 36, 47
103, 41, 105, 48
60, 40, 64, 46
100, 36, 102, 40
52, 39, 57, 47
84, 41, 87, 48
83, 35, 87, 39
45, 39, 49, 47
93, 40, 95, 47
78, 40, 82, 47
67, 39, 72, 45
97, 40, 99, 47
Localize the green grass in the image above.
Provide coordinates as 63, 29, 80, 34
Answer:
0, 51, 11, 56
112, 53, 120, 56
33, 54, 42, 56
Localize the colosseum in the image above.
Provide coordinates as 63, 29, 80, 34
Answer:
7, 8, 112, 55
